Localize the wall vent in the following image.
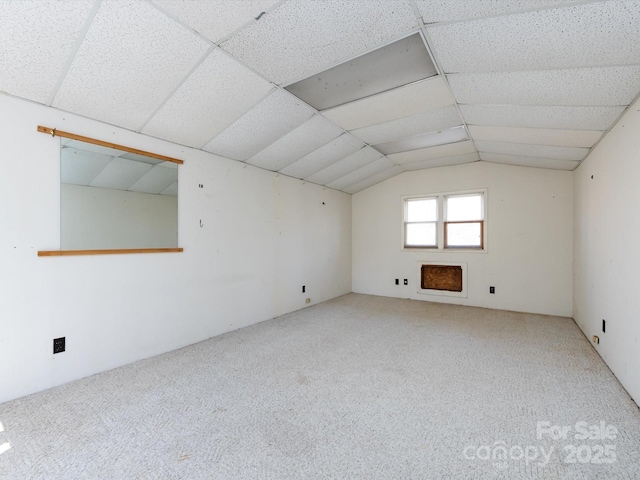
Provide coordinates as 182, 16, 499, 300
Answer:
421, 264, 463, 292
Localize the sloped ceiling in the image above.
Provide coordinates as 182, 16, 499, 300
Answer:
1, 0, 639, 194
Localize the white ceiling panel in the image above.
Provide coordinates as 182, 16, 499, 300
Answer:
449, 66, 640, 106
460, 105, 625, 131
350, 105, 462, 145
128, 164, 178, 195
427, 1, 640, 73
401, 152, 480, 170
480, 152, 579, 170
474, 140, 588, 161
247, 115, 344, 171
203, 89, 315, 161
343, 166, 404, 194
161, 181, 178, 196
468, 125, 603, 147
374, 126, 468, 155
52, 0, 210, 130
150, 0, 280, 42
322, 77, 455, 131
142, 49, 273, 148
326, 157, 395, 191
388, 140, 476, 165
90, 157, 153, 191
305, 147, 383, 185
61, 147, 113, 186
221, 0, 419, 85
279, 134, 364, 179
415, 0, 581, 23
0, 0, 95, 104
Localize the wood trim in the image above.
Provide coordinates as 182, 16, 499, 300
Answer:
38, 248, 183, 257
37, 125, 184, 165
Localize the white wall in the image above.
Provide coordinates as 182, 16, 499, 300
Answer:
61, 184, 178, 249
573, 97, 640, 405
0, 94, 352, 403
352, 161, 573, 316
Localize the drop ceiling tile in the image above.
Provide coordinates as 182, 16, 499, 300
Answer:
388, 140, 476, 165
305, 147, 382, 185
427, 1, 640, 73
161, 181, 178, 196
475, 140, 587, 160
460, 105, 625, 131
326, 157, 395, 191
343, 166, 404, 194
480, 152, 579, 170
128, 164, 178, 194
449, 66, 640, 106
247, 115, 344, 171
142, 49, 273, 148
279, 133, 364, 179
0, 0, 94, 104
374, 126, 468, 155
61, 147, 113, 185
52, 0, 210, 130
203, 89, 316, 161
401, 152, 480, 170
416, 0, 582, 23
350, 106, 462, 144
90, 157, 153, 191
468, 125, 603, 148
322, 77, 455, 131
221, 0, 419, 85
150, 0, 280, 42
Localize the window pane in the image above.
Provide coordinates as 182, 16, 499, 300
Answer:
446, 194, 482, 221
407, 198, 437, 222
406, 223, 436, 246
446, 222, 482, 247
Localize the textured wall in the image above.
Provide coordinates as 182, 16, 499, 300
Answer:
573, 96, 640, 405
352, 161, 573, 317
0, 94, 352, 403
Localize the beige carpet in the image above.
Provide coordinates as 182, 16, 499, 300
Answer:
1, 294, 639, 479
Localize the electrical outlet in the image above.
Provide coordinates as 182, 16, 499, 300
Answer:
490, 286, 495, 294
602, 319, 606, 333
403, 279, 408, 285
302, 285, 306, 293
53, 337, 65, 354
395, 279, 399, 285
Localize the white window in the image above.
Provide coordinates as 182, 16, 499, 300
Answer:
403, 190, 485, 250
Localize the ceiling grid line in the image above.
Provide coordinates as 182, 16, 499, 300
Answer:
137, 45, 217, 133
46, 0, 103, 106
418, 0, 610, 26
408, 0, 480, 168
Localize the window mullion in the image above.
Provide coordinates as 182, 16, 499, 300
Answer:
437, 195, 445, 249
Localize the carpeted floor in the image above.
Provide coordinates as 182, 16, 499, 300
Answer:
1, 294, 639, 479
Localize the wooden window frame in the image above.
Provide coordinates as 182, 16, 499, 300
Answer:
403, 190, 486, 252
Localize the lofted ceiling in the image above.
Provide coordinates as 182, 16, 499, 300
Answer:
1, 0, 640, 194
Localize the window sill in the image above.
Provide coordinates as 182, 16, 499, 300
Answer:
38, 248, 183, 257
403, 247, 487, 254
